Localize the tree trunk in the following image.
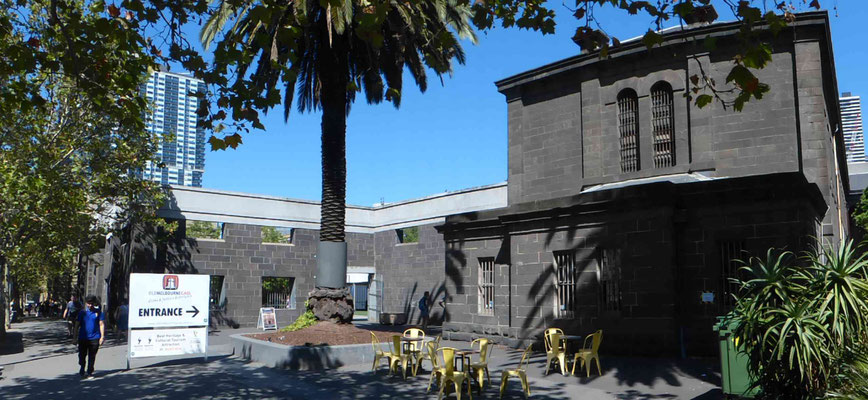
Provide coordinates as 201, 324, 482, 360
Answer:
318, 44, 348, 244
309, 23, 353, 323
1, 254, 7, 337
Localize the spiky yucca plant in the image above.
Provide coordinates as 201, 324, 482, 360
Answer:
731, 240, 868, 399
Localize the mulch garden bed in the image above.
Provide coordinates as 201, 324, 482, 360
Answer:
245, 321, 418, 346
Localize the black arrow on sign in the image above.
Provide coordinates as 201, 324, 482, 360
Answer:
186, 305, 199, 318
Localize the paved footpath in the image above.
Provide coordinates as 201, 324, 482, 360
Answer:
1, 320, 723, 399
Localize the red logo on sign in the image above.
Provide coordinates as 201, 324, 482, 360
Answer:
163, 275, 179, 290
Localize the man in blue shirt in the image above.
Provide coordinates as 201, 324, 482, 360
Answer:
77, 295, 105, 379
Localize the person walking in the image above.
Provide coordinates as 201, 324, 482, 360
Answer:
418, 291, 431, 330
77, 295, 105, 379
62, 295, 81, 339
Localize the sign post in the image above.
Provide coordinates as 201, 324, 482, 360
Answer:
128, 273, 210, 369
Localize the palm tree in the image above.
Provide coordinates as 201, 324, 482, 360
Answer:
201, 0, 475, 316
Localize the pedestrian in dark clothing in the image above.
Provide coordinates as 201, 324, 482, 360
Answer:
63, 295, 81, 339
77, 295, 105, 379
418, 291, 431, 329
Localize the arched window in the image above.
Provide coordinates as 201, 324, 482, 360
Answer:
651, 82, 675, 168
617, 89, 640, 173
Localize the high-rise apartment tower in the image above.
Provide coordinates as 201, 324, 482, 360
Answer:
840, 92, 866, 163
141, 68, 206, 187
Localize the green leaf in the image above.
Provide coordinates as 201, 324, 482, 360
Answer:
224, 133, 243, 149
742, 43, 772, 69
695, 94, 713, 108
208, 135, 228, 151
672, 1, 695, 19
642, 29, 663, 49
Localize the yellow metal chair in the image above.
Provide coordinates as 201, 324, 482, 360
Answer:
416, 335, 442, 375
469, 338, 492, 390
371, 332, 393, 373
426, 341, 446, 393
403, 328, 426, 375
544, 331, 568, 375
403, 327, 426, 339
388, 335, 412, 379
499, 344, 533, 399
438, 347, 473, 400
571, 330, 603, 377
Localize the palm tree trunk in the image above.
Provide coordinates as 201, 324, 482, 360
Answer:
319, 75, 347, 244
308, 27, 354, 323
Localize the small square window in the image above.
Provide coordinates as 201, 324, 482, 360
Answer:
396, 227, 419, 244
262, 226, 294, 244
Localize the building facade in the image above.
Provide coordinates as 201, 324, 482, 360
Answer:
87, 184, 507, 328
86, 12, 850, 358
437, 11, 849, 357
141, 68, 206, 187
840, 93, 866, 162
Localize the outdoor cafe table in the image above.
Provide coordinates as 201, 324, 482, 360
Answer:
400, 336, 427, 374
454, 348, 481, 393
561, 335, 584, 373
453, 348, 479, 372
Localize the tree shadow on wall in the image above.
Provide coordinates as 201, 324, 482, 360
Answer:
400, 281, 451, 327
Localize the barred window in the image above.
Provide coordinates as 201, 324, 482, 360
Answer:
618, 89, 640, 173
262, 277, 297, 310
553, 251, 577, 319
597, 249, 622, 312
651, 82, 675, 168
719, 241, 744, 312
478, 258, 495, 316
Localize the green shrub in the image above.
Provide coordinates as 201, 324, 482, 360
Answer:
731, 240, 868, 399
280, 300, 317, 332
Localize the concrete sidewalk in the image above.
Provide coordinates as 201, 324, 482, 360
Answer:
1, 320, 722, 399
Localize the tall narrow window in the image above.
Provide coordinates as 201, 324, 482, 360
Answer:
478, 258, 495, 316
651, 82, 675, 168
210, 275, 227, 311
597, 249, 622, 312
618, 89, 640, 173
553, 251, 577, 319
719, 241, 744, 312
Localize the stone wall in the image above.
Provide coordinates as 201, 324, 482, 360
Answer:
499, 15, 847, 246
440, 174, 826, 356
374, 223, 446, 325
111, 223, 378, 328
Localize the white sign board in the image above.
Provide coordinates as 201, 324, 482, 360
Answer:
129, 273, 210, 328
257, 307, 277, 331
129, 327, 207, 358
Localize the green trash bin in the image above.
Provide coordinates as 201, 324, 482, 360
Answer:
713, 316, 758, 398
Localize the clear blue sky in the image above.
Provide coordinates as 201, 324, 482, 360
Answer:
196, 1, 866, 206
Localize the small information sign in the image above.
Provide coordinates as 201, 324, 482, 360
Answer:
258, 307, 278, 331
